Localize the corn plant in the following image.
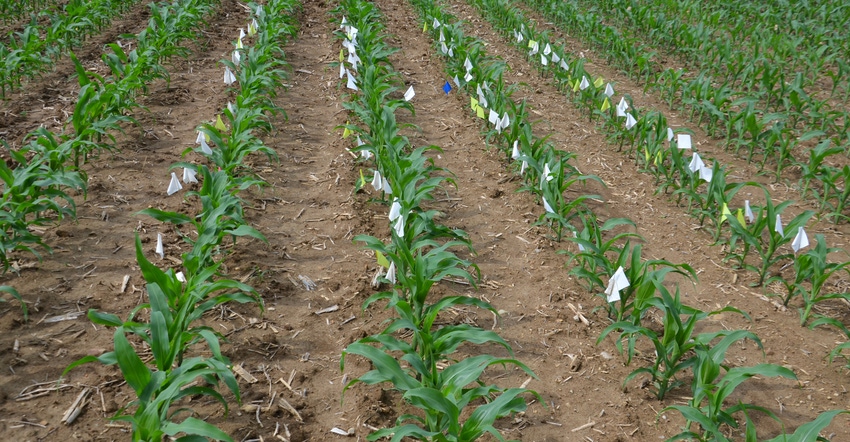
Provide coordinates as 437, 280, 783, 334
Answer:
0, 144, 85, 273
64, 235, 258, 442
724, 189, 814, 286
809, 317, 850, 370
663, 343, 796, 441
598, 287, 752, 400
563, 216, 640, 292
775, 234, 850, 326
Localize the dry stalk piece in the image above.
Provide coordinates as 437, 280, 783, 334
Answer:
278, 398, 303, 422
120, 275, 130, 293
233, 364, 258, 384
571, 421, 595, 432
61, 387, 91, 425
314, 305, 339, 315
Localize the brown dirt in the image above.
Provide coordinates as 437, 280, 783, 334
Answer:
0, 0, 848, 441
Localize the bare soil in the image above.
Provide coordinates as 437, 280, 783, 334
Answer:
0, 0, 848, 441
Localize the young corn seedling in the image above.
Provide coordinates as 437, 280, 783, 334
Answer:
598, 287, 750, 400
777, 234, 850, 326
64, 235, 261, 442
663, 340, 796, 442
563, 216, 641, 293
724, 189, 814, 286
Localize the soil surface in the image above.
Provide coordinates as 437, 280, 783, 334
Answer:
1, 0, 849, 441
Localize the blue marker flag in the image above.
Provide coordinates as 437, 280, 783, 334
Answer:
442, 81, 452, 94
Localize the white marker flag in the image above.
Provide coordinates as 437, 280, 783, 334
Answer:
167, 172, 182, 195
792, 226, 809, 253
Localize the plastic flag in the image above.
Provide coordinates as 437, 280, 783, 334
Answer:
156, 233, 164, 259
552, 52, 561, 63
500, 113, 510, 131
433, 18, 440, 28
605, 266, 630, 303
448, 47, 453, 58
543, 43, 552, 55
182, 167, 197, 184
339, 62, 345, 79
176, 272, 186, 283
579, 76, 590, 90
441, 42, 448, 55
342, 125, 351, 139
423, 22, 427, 33
688, 152, 704, 173
618, 96, 629, 111
745, 200, 754, 223
232, 50, 241, 65
542, 163, 554, 182
677, 134, 692, 149
389, 198, 401, 222
375, 250, 389, 268
737, 209, 745, 225
699, 164, 713, 182
511, 140, 520, 160
616, 102, 626, 117
453, 75, 461, 88
393, 215, 404, 237
601, 97, 610, 112
667, 127, 674, 142
625, 113, 637, 129
464, 57, 473, 72
195, 130, 205, 144
224, 67, 236, 85
370, 170, 383, 192
775, 214, 784, 237
215, 115, 227, 131
488, 109, 499, 126
387, 261, 397, 284
346, 69, 357, 91
404, 86, 415, 101
199, 136, 212, 155
443, 81, 452, 94
520, 160, 527, 175
721, 203, 732, 224
604, 83, 614, 97
382, 177, 392, 194
575, 231, 585, 251
239, 28, 246, 40
594, 77, 604, 88
476, 105, 485, 119
464, 71, 472, 82
543, 197, 555, 214
471, 96, 479, 111
476, 84, 488, 108
792, 227, 809, 253
167, 172, 182, 195
541, 54, 548, 66
559, 59, 569, 70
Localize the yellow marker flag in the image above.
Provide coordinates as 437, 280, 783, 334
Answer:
236, 38, 243, 49
594, 77, 604, 88
423, 22, 427, 33
721, 203, 732, 224
339, 48, 344, 63
736, 208, 746, 225
215, 115, 226, 131
471, 97, 479, 110
477, 106, 485, 119
572, 79, 580, 92
528, 40, 537, 48
360, 169, 366, 187
644, 147, 650, 164
601, 97, 610, 112
343, 126, 351, 138
376, 250, 389, 268
654, 151, 662, 166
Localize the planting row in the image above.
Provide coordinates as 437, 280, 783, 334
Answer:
332, 0, 541, 439
0, 0, 141, 98
63, 1, 301, 440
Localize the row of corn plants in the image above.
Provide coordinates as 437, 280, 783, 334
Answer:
453, 0, 850, 439
0, 0, 222, 324
0, 0, 221, 317
521, 0, 850, 215
0, 0, 64, 23
331, 1, 544, 440
0, 0, 141, 98
468, 0, 850, 326
62, 1, 300, 440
